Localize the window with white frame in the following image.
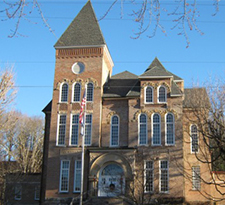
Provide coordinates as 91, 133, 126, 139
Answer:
160, 160, 169, 193
145, 161, 154, 192
73, 83, 81, 102
145, 86, 153, 103
57, 115, 66, 146
59, 160, 70, 192
15, 185, 22, 200
192, 166, 201, 190
152, 113, 161, 145
139, 114, 148, 145
158, 86, 166, 103
84, 114, 92, 145
74, 160, 82, 192
110, 115, 119, 146
86, 83, 94, 102
166, 113, 175, 145
34, 185, 40, 200
60, 83, 69, 102
191, 125, 198, 153
70, 114, 79, 146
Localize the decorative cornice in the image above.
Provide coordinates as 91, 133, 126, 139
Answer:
106, 111, 119, 124
55, 77, 100, 90
85, 78, 100, 89
133, 108, 178, 121
141, 81, 171, 92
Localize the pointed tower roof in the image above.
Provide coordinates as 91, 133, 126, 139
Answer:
55, 1, 106, 48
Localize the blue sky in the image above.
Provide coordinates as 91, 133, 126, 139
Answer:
0, 0, 225, 116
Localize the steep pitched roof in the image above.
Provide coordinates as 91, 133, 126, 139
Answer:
140, 58, 183, 81
42, 100, 52, 113
171, 81, 182, 96
183, 88, 210, 108
103, 71, 140, 98
54, 1, 105, 47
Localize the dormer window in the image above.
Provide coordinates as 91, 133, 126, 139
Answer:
158, 86, 166, 103
145, 86, 153, 103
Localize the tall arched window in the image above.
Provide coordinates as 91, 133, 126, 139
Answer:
87, 83, 94, 102
158, 86, 166, 103
166, 113, 175, 145
139, 114, 147, 145
73, 83, 81, 102
191, 125, 198, 153
145, 86, 153, 103
152, 113, 161, 145
110, 115, 119, 146
60, 83, 68, 102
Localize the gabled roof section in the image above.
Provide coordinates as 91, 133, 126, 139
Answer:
171, 81, 183, 96
103, 71, 140, 98
139, 57, 183, 80
183, 88, 210, 108
111, 71, 138, 80
54, 1, 105, 48
42, 100, 52, 113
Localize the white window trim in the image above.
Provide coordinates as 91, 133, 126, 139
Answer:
86, 82, 94, 102
56, 114, 67, 146
72, 82, 81, 103
159, 160, 169, 193
144, 86, 154, 104
157, 85, 167, 104
165, 113, 175, 146
151, 113, 161, 146
74, 160, 82, 193
84, 113, 92, 146
59, 82, 69, 103
69, 113, 79, 146
59, 160, 70, 193
110, 115, 120, 147
144, 160, 154, 193
138, 113, 148, 146
190, 124, 199, 154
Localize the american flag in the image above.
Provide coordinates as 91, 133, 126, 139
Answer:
79, 90, 86, 135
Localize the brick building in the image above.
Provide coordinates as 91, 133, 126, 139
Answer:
41, 1, 224, 204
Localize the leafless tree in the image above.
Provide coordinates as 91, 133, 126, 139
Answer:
0, 112, 44, 203
100, 0, 221, 47
0, 112, 44, 173
182, 81, 225, 202
0, 0, 54, 38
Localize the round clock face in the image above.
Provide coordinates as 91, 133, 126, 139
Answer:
71, 62, 85, 74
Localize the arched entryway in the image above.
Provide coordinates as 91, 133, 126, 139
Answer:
98, 163, 125, 197
89, 153, 133, 197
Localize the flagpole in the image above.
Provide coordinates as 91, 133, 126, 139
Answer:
80, 86, 86, 205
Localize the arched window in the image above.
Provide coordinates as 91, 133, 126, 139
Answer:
158, 86, 166, 103
152, 113, 161, 145
191, 125, 198, 153
60, 83, 68, 102
73, 83, 81, 102
110, 115, 119, 146
86, 83, 94, 102
139, 114, 147, 145
166, 113, 175, 145
145, 86, 153, 103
